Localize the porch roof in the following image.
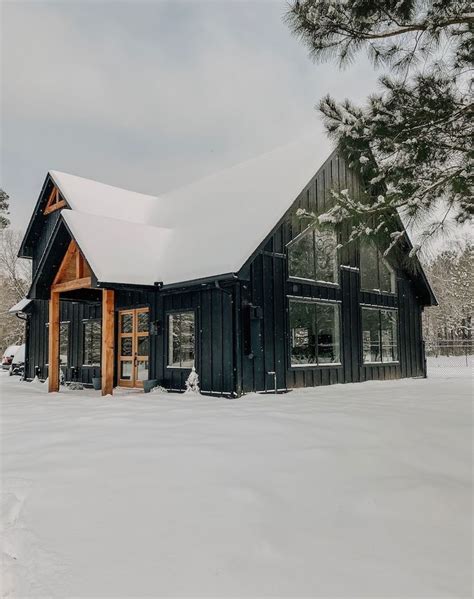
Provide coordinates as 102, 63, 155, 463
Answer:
9, 298, 32, 313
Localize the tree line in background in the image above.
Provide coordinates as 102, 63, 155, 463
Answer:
0, 190, 31, 353
423, 240, 473, 355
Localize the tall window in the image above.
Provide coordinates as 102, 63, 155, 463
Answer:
362, 307, 398, 363
289, 300, 341, 366
45, 322, 69, 366
288, 227, 338, 284
360, 243, 395, 293
59, 323, 69, 366
83, 319, 101, 366
168, 312, 195, 368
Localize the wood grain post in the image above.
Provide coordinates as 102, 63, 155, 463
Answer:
48, 290, 60, 392
101, 289, 115, 396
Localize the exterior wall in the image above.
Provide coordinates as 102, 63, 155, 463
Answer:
25, 285, 235, 395
25, 298, 102, 385
237, 152, 426, 393
151, 286, 234, 395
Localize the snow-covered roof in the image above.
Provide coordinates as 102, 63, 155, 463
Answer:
49, 170, 158, 226
62, 211, 174, 286
52, 124, 333, 287
9, 298, 32, 313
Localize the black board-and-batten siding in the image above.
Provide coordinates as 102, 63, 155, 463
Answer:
235, 153, 425, 393
24, 151, 427, 395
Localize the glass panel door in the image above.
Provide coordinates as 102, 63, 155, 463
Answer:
117, 308, 149, 387
134, 308, 149, 385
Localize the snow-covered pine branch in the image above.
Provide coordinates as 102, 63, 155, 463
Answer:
287, 0, 473, 256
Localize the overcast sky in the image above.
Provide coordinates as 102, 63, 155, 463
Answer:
2, 0, 380, 231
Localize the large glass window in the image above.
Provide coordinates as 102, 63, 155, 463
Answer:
83, 319, 101, 366
288, 227, 338, 284
362, 307, 398, 363
289, 300, 341, 366
360, 243, 395, 293
168, 312, 195, 368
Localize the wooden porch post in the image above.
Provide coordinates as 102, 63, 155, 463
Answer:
48, 290, 60, 392
101, 289, 115, 396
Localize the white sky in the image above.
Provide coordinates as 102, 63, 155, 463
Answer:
1, 0, 381, 231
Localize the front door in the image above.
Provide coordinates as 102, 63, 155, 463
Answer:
118, 308, 150, 387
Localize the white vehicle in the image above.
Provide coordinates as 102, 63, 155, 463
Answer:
9, 344, 25, 377
2, 345, 20, 370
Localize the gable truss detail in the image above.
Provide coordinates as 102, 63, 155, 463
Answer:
44, 186, 67, 215
52, 240, 92, 292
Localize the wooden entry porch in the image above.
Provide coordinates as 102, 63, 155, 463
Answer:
48, 241, 115, 396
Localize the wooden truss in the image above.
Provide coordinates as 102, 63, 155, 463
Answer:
44, 186, 67, 215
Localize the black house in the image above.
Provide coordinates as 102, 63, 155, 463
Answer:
16, 131, 436, 396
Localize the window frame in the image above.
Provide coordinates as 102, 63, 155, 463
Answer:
288, 297, 342, 369
287, 225, 340, 287
82, 318, 102, 367
45, 320, 70, 367
360, 242, 396, 295
361, 305, 399, 365
166, 309, 196, 370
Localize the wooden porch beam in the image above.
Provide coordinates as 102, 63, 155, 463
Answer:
48, 290, 60, 392
44, 199, 66, 216
51, 276, 92, 293
101, 289, 115, 396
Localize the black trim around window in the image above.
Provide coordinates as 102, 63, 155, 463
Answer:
82, 318, 102, 367
166, 310, 196, 369
287, 226, 340, 286
288, 298, 342, 368
361, 306, 399, 364
360, 242, 396, 294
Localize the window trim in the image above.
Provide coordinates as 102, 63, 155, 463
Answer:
288, 297, 342, 369
166, 309, 196, 370
82, 318, 102, 367
361, 305, 399, 365
287, 225, 340, 287
360, 243, 396, 295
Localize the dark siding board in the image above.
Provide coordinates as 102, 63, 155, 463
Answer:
274, 257, 287, 390
251, 257, 265, 391
211, 290, 222, 393
200, 289, 212, 392
222, 291, 234, 393
349, 271, 361, 383
32, 210, 62, 274
263, 253, 275, 391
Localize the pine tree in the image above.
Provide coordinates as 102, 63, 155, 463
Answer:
0, 189, 10, 229
286, 1, 473, 255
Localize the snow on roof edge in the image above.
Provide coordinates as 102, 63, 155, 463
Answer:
9, 298, 32, 313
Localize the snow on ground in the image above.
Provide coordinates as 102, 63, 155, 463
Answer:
1, 366, 472, 598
